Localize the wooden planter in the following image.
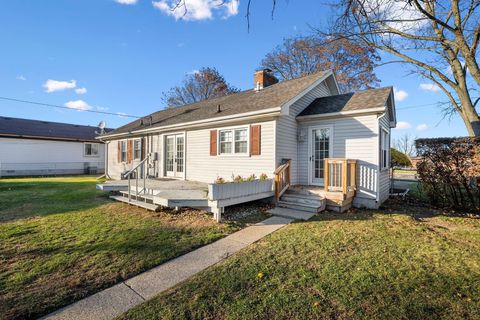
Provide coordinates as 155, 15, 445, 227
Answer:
208, 179, 273, 201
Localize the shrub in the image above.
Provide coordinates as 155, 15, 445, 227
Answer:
415, 137, 480, 213
391, 148, 412, 167
232, 175, 244, 183
246, 174, 256, 182
214, 176, 226, 184
259, 173, 268, 180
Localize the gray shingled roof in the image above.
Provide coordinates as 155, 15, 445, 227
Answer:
298, 87, 393, 117
0, 116, 106, 142
107, 71, 330, 136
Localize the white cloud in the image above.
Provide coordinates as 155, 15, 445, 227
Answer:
396, 121, 412, 129
372, 0, 428, 32
416, 123, 428, 131
114, 0, 138, 4
152, 0, 240, 21
96, 106, 109, 111
116, 112, 128, 118
43, 79, 77, 93
64, 100, 92, 111
393, 87, 408, 102
419, 83, 441, 93
16, 75, 26, 81
75, 87, 87, 95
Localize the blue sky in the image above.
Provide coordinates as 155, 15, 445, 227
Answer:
0, 0, 469, 139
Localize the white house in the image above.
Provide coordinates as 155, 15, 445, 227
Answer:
0, 116, 106, 177
97, 69, 396, 219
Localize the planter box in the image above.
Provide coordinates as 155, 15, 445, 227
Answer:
208, 179, 273, 201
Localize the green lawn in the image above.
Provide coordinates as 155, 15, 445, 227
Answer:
118, 208, 480, 320
0, 176, 267, 320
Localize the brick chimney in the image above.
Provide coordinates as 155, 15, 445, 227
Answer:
254, 69, 278, 91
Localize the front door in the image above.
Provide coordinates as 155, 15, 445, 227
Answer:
165, 134, 185, 178
308, 126, 332, 186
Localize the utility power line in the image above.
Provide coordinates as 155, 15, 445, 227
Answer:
0, 96, 142, 119
0, 95, 443, 118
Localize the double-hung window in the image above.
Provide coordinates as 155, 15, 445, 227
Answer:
120, 141, 127, 162
380, 128, 389, 170
84, 143, 99, 156
133, 139, 142, 160
219, 127, 248, 155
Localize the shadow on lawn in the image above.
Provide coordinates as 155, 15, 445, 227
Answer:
0, 180, 111, 222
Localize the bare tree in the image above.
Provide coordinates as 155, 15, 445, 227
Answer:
326, 0, 480, 136
393, 133, 417, 156
162, 67, 238, 108
260, 35, 380, 92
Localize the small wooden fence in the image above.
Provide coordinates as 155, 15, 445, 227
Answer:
274, 160, 291, 200
324, 159, 357, 194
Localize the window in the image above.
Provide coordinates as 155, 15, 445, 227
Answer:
380, 128, 389, 170
133, 139, 142, 160
219, 127, 248, 155
219, 130, 233, 154
120, 141, 127, 162
235, 128, 248, 153
84, 143, 99, 156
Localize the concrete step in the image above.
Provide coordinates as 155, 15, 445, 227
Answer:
110, 195, 160, 211
280, 194, 323, 206
277, 200, 321, 213
268, 207, 316, 221
119, 191, 154, 202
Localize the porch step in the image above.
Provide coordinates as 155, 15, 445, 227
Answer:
280, 193, 323, 207
268, 207, 316, 221
277, 200, 323, 213
109, 195, 160, 211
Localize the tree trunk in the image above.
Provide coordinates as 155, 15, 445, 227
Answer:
459, 95, 480, 137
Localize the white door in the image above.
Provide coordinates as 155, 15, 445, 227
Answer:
165, 134, 185, 178
308, 126, 332, 186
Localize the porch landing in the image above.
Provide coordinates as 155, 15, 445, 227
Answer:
97, 179, 209, 210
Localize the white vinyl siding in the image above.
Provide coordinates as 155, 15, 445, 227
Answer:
298, 114, 380, 206
186, 120, 275, 183
0, 138, 105, 177
275, 81, 331, 184
378, 114, 392, 204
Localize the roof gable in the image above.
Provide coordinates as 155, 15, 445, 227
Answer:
298, 87, 393, 117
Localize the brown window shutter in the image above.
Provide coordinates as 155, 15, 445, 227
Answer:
127, 140, 133, 163
210, 130, 217, 156
141, 137, 146, 160
250, 125, 261, 156
117, 141, 121, 163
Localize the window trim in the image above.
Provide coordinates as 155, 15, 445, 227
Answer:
84, 143, 100, 157
133, 139, 142, 160
217, 125, 250, 156
380, 127, 389, 171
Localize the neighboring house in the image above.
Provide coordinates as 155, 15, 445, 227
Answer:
98, 69, 396, 216
0, 116, 107, 177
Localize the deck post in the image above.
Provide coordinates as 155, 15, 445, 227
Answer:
342, 159, 347, 194
324, 159, 329, 192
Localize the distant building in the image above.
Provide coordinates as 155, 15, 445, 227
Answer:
0, 116, 108, 177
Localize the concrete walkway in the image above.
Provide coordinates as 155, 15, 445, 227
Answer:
41, 216, 292, 320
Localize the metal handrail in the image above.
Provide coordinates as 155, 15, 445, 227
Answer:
126, 155, 150, 203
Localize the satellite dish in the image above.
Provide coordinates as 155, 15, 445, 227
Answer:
98, 121, 106, 129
